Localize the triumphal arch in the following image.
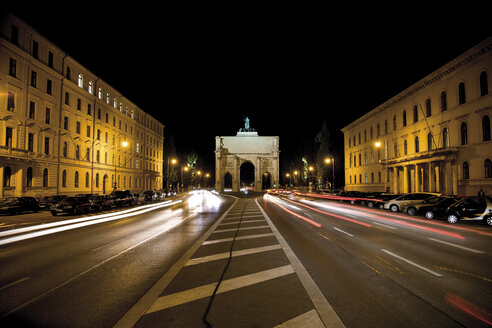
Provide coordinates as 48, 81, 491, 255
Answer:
215, 118, 279, 192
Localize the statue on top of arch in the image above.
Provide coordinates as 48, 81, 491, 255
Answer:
239, 116, 256, 132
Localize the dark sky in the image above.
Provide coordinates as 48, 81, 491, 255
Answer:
6, 5, 492, 180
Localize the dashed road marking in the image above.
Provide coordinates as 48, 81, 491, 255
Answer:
185, 244, 282, 266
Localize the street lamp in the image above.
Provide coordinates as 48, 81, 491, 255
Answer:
114, 139, 129, 190
375, 140, 388, 191
325, 156, 335, 191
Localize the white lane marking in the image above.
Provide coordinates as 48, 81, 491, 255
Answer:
381, 249, 442, 277
219, 219, 265, 226
428, 238, 484, 254
112, 197, 239, 328
256, 199, 346, 328
202, 233, 275, 245
212, 225, 270, 233
372, 222, 398, 230
0, 277, 30, 292
274, 309, 325, 328
145, 265, 295, 314
333, 227, 354, 237
185, 244, 281, 266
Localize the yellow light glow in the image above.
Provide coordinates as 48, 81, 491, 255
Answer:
121, 141, 128, 147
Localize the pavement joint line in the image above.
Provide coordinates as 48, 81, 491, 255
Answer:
223, 214, 264, 220
112, 197, 239, 328
212, 225, 270, 233
185, 244, 282, 266
381, 249, 443, 277
219, 219, 265, 226
256, 198, 346, 328
145, 264, 295, 314
202, 233, 275, 245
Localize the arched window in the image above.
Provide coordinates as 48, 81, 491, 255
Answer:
96, 150, 100, 163
426, 98, 431, 117
98, 88, 102, 99
462, 162, 469, 179
26, 166, 33, 187
74, 171, 79, 187
461, 122, 468, 145
402, 111, 407, 126
85, 172, 90, 188
442, 128, 449, 148
458, 82, 466, 105
427, 133, 433, 151
63, 142, 68, 157
415, 136, 420, 153
106, 93, 110, 104
483, 115, 491, 141
78, 74, 83, 88
62, 170, 67, 187
480, 71, 488, 96
440, 91, 447, 111
413, 105, 418, 122
485, 159, 492, 178
88, 81, 93, 94
43, 168, 48, 187
3, 166, 11, 187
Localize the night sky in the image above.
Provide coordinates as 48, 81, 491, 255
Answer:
5, 5, 492, 183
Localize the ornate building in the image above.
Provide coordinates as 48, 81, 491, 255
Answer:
342, 37, 492, 196
0, 12, 164, 197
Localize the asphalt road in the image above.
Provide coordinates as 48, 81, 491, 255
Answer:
0, 191, 491, 327
260, 193, 492, 327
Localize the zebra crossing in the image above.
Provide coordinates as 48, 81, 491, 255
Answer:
122, 197, 330, 327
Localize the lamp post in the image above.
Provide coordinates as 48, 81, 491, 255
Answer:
325, 156, 335, 192
114, 139, 128, 190
375, 140, 388, 192
166, 157, 177, 191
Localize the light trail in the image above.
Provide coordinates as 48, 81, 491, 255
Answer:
0, 200, 182, 246
266, 195, 322, 228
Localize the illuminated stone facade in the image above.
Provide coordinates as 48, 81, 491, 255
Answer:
0, 13, 164, 197
342, 37, 492, 196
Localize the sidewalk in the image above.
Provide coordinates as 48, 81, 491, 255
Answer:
116, 196, 343, 328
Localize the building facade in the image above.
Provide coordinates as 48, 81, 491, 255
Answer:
342, 37, 492, 196
0, 13, 164, 198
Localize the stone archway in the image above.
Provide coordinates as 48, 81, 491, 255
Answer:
240, 162, 255, 189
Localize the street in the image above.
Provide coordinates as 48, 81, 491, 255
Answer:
0, 191, 491, 327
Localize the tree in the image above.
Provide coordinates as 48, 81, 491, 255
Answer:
314, 121, 334, 188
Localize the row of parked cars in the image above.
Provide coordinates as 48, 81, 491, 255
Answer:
336, 191, 492, 226
0, 189, 177, 216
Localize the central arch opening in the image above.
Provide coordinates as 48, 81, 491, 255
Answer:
240, 161, 255, 189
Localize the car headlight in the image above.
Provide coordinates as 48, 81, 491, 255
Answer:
64, 205, 72, 209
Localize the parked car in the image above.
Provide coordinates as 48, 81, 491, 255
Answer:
50, 196, 92, 216
364, 193, 400, 208
133, 192, 145, 205
445, 196, 492, 225
39, 195, 67, 210
110, 190, 134, 207
143, 190, 158, 203
418, 196, 463, 219
401, 195, 448, 216
0, 197, 40, 215
383, 192, 441, 212
89, 195, 113, 211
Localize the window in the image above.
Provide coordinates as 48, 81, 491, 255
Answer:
96, 150, 100, 163
402, 111, 407, 126
415, 136, 420, 153
413, 105, 418, 123
76, 121, 81, 134
96, 173, 99, 188
9, 58, 16, 77
45, 107, 50, 124
480, 71, 488, 96
8, 92, 15, 111
88, 81, 93, 94
393, 143, 398, 157
47, 79, 52, 95
485, 159, 492, 178
393, 115, 397, 130
5, 127, 13, 147
11, 24, 19, 45
32, 41, 38, 58
28, 133, 34, 152
483, 115, 491, 141
77, 98, 81, 110
461, 122, 468, 145
106, 93, 110, 104
85, 172, 90, 188
30, 70, 37, 87
44, 137, 50, 155
75, 171, 79, 187
458, 82, 466, 105
66, 66, 71, 80
3, 166, 11, 187
426, 98, 431, 117
62, 170, 67, 187
442, 128, 449, 148
87, 125, 91, 138
98, 88, 102, 99
427, 133, 433, 151
462, 162, 469, 179
78, 74, 83, 88
404, 140, 408, 155
63, 142, 68, 157
43, 168, 48, 187
29, 101, 35, 119
48, 51, 53, 68
76, 145, 80, 159
440, 91, 447, 111
65, 92, 70, 105
64, 116, 69, 130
